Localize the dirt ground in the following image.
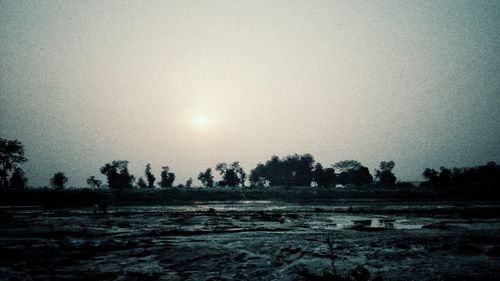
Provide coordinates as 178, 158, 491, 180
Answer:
1, 201, 499, 280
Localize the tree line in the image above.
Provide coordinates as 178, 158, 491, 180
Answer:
420, 162, 500, 190
1, 138, 499, 191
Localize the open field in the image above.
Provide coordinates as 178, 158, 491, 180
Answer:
1, 201, 500, 280
2, 186, 499, 207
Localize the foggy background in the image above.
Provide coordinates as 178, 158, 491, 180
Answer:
1, 0, 499, 187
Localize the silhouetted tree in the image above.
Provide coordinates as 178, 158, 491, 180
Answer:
215, 162, 241, 186
158, 166, 175, 188
313, 163, 326, 187
324, 167, 336, 187
0, 138, 27, 188
137, 177, 148, 188
458, 161, 500, 188
422, 168, 439, 187
231, 162, 246, 186
86, 176, 102, 189
185, 177, 193, 188
438, 167, 452, 189
421, 162, 500, 190
313, 163, 336, 187
249, 163, 268, 187
100, 161, 135, 190
421, 167, 452, 189
336, 161, 373, 186
375, 161, 397, 187
145, 163, 156, 188
287, 154, 315, 186
350, 166, 373, 186
249, 154, 315, 186
9, 167, 27, 189
51, 172, 68, 190
198, 168, 214, 187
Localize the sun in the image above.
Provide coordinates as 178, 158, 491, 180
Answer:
192, 113, 209, 129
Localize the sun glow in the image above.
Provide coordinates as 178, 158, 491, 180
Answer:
192, 113, 209, 129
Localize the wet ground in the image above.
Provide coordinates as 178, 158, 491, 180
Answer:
1, 201, 500, 280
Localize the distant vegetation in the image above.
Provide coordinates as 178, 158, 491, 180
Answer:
1, 137, 499, 205
100, 160, 135, 190
0, 138, 27, 189
50, 172, 68, 190
420, 162, 500, 191
198, 168, 215, 188
158, 166, 175, 188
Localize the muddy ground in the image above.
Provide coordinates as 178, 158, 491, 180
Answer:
1, 201, 500, 280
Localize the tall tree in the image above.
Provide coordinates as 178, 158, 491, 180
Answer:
198, 168, 214, 187
145, 163, 156, 188
51, 172, 68, 190
230, 162, 246, 187
0, 138, 27, 188
158, 166, 175, 188
100, 161, 135, 190
375, 160, 397, 187
215, 162, 242, 187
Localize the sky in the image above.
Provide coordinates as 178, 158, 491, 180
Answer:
1, 0, 499, 187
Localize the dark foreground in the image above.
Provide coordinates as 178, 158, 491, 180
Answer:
1, 201, 500, 280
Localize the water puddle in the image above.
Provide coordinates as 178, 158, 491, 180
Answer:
312, 216, 425, 230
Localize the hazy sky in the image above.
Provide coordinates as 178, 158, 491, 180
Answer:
1, 0, 499, 187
